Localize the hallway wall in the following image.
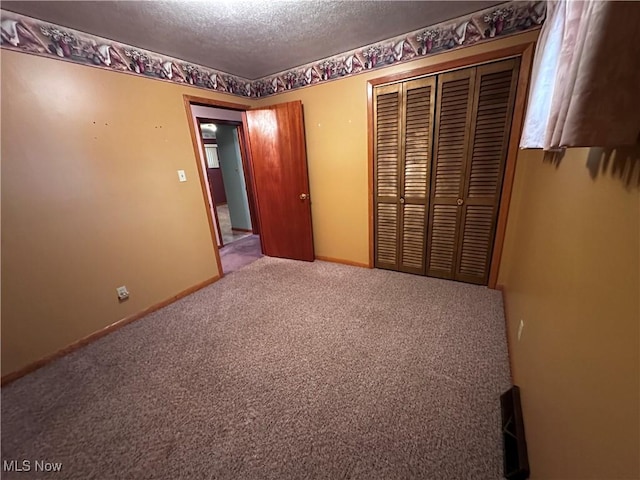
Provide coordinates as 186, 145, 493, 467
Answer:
217, 125, 252, 231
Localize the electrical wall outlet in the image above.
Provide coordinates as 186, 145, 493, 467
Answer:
177, 170, 187, 182
517, 319, 524, 341
116, 286, 130, 301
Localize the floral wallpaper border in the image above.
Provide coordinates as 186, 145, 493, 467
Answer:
0, 1, 545, 99
254, 1, 545, 97
0, 9, 254, 97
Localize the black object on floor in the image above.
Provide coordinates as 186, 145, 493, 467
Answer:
501, 385, 530, 480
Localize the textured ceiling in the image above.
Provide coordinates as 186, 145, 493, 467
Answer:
2, 0, 503, 80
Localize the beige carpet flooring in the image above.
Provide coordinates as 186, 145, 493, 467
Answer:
1, 257, 511, 479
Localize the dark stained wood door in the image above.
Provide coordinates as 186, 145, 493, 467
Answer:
244, 101, 314, 261
207, 168, 226, 205
454, 59, 519, 284
373, 77, 436, 275
373, 83, 402, 270
426, 67, 476, 280
426, 59, 519, 284
398, 76, 436, 274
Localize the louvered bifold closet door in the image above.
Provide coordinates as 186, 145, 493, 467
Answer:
455, 59, 519, 284
426, 68, 476, 279
398, 77, 436, 274
374, 84, 402, 270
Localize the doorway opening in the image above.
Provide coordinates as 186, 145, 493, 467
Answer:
198, 119, 262, 274
184, 95, 315, 279
199, 121, 250, 240
188, 102, 263, 275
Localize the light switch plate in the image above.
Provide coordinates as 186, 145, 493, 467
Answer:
177, 170, 187, 182
116, 286, 130, 301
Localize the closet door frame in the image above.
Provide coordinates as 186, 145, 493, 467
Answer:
367, 41, 535, 289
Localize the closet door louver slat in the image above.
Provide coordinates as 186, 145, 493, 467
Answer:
456, 59, 519, 284
399, 77, 436, 274
428, 205, 458, 272
426, 69, 475, 279
377, 203, 399, 266
401, 204, 427, 270
458, 205, 495, 278
376, 91, 400, 198
374, 84, 402, 270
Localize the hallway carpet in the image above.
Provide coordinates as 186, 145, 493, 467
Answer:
1, 257, 511, 480
220, 234, 263, 273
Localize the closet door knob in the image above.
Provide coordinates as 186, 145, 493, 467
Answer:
399, 197, 405, 204
457, 198, 464, 206
300, 193, 308, 200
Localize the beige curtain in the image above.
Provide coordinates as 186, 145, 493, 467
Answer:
521, 1, 640, 150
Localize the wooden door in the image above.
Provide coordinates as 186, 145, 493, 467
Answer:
373, 83, 402, 270
399, 77, 436, 274
426, 59, 519, 284
244, 101, 314, 261
207, 168, 227, 205
374, 78, 436, 274
455, 59, 519, 284
426, 67, 476, 280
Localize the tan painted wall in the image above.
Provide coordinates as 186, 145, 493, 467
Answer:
254, 31, 539, 265
498, 148, 640, 478
1, 50, 243, 375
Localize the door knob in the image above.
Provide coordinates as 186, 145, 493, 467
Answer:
457, 198, 464, 206
399, 197, 405, 204
300, 193, 308, 200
